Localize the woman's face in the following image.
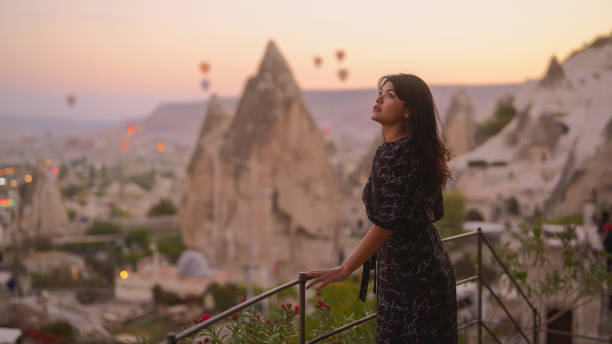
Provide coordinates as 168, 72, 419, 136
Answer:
371, 81, 409, 126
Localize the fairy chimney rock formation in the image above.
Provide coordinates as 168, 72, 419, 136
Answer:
444, 89, 477, 156
540, 56, 571, 89
180, 95, 232, 254
182, 41, 341, 282
18, 162, 69, 237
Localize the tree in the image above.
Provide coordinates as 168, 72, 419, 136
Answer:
436, 191, 466, 238
489, 222, 610, 341
147, 198, 177, 217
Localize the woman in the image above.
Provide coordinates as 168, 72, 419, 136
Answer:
306, 74, 457, 343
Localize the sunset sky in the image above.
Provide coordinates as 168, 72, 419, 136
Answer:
1, 0, 610, 120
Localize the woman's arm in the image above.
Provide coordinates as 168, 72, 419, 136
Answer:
306, 224, 393, 292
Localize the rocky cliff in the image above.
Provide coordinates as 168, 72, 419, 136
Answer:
444, 89, 477, 156
180, 95, 232, 254
18, 162, 69, 237
451, 31, 612, 219
180, 42, 341, 283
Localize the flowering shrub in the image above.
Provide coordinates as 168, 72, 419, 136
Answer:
131, 295, 374, 344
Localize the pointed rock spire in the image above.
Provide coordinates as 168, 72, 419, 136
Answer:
179, 40, 340, 279
199, 94, 232, 138
221, 39, 311, 162
180, 93, 232, 258
186, 93, 231, 175
258, 40, 293, 81
444, 89, 477, 155
540, 56, 571, 88
18, 161, 69, 237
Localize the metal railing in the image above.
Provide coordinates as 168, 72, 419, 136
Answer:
160, 228, 608, 343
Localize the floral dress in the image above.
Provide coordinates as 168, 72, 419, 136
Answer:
361, 136, 457, 343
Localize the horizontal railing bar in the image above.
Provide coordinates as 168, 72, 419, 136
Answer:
480, 232, 538, 312
172, 278, 303, 341
456, 275, 478, 286
458, 319, 479, 331
481, 278, 531, 344
480, 320, 503, 344
306, 313, 377, 344
541, 329, 611, 342
441, 230, 478, 243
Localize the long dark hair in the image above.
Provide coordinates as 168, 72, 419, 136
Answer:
378, 73, 452, 197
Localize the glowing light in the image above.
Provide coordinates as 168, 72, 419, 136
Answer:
24, 174, 32, 183
0, 178, 5, 186
71, 266, 79, 281
9, 179, 17, 188
7, 167, 14, 175
156, 142, 165, 153
51, 166, 59, 175
120, 270, 129, 279
0, 199, 14, 207
127, 122, 135, 136
120, 137, 130, 151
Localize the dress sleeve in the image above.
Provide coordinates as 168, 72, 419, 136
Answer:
364, 149, 421, 232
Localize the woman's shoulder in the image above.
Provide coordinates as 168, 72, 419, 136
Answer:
375, 136, 416, 164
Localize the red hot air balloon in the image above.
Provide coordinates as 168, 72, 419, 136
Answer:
66, 94, 77, 107
335, 50, 345, 62
337, 69, 349, 82
313, 56, 323, 68
200, 62, 210, 75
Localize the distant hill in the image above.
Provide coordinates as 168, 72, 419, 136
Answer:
0, 114, 124, 136
0, 84, 521, 140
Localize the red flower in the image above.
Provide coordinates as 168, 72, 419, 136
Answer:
201, 313, 211, 321
317, 300, 323, 306
204, 338, 209, 343
241, 295, 246, 302
294, 305, 300, 312
232, 314, 239, 321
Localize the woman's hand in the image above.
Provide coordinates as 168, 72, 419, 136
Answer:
305, 225, 392, 293
305, 266, 350, 292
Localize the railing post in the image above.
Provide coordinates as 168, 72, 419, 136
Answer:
533, 308, 538, 344
165, 332, 176, 344
299, 272, 306, 344
477, 227, 482, 344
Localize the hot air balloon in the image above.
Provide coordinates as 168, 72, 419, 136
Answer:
66, 94, 77, 107
126, 121, 135, 136
335, 50, 345, 62
201, 79, 210, 91
200, 62, 210, 75
313, 56, 323, 68
337, 69, 349, 82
